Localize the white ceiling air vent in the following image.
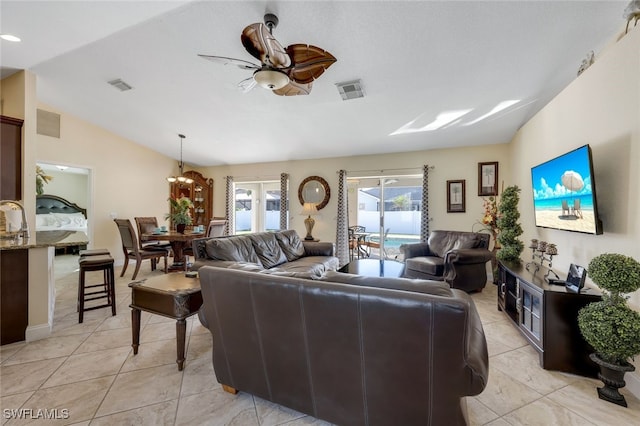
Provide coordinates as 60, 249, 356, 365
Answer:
336, 79, 364, 101
108, 78, 133, 92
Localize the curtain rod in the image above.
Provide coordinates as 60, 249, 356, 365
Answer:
228, 175, 283, 182
341, 165, 434, 175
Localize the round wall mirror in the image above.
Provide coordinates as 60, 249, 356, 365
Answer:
298, 176, 330, 210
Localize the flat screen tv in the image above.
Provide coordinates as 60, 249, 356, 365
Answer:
531, 144, 603, 235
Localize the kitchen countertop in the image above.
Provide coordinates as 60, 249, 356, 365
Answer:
0, 231, 89, 251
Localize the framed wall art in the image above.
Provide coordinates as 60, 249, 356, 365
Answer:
478, 162, 499, 196
447, 180, 466, 213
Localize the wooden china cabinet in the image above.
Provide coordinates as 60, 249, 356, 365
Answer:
170, 170, 213, 227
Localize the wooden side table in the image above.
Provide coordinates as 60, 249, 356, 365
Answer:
129, 273, 203, 370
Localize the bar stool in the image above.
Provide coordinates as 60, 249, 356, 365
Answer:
78, 254, 116, 323
79, 248, 111, 295
79, 248, 110, 257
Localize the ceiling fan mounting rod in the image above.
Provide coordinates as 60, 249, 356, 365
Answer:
264, 13, 278, 34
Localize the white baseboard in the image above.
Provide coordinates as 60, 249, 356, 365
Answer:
25, 323, 52, 342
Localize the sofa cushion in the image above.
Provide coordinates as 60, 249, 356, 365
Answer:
320, 271, 453, 297
277, 256, 339, 277
405, 256, 445, 277
227, 262, 266, 272
428, 231, 486, 258
248, 233, 288, 269
205, 236, 261, 265
275, 230, 306, 262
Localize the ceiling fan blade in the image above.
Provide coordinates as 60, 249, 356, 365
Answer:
285, 44, 337, 84
241, 23, 291, 68
198, 54, 260, 70
272, 80, 313, 96
238, 76, 257, 93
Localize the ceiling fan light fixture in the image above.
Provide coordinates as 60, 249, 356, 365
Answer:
254, 68, 289, 90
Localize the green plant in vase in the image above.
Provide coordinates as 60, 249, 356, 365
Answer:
165, 196, 193, 233
578, 253, 640, 407
496, 185, 523, 262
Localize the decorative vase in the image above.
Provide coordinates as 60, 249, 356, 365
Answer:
590, 353, 635, 407
176, 223, 186, 234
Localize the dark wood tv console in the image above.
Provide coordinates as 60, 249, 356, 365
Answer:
497, 260, 601, 378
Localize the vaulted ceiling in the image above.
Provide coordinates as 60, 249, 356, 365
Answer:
0, 1, 629, 166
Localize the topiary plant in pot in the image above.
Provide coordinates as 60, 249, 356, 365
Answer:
496, 185, 524, 263
577, 253, 640, 407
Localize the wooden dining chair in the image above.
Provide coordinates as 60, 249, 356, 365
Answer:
114, 219, 168, 280
134, 217, 172, 253
206, 219, 228, 237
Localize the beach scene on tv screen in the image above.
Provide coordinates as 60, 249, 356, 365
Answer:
531, 146, 597, 233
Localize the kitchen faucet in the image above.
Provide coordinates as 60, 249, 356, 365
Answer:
0, 200, 30, 239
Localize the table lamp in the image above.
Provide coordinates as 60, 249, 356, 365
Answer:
301, 202, 318, 241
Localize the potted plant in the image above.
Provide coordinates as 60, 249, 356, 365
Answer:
496, 185, 524, 263
476, 195, 500, 282
36, 165, 53, 195
165, 196, 193, 233
577, 253, 640, 407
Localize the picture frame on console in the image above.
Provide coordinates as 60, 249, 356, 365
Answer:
478, 161, 499, 196
447, 180, 466, 213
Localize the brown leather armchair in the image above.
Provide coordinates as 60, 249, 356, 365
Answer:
401, 230, 492, 292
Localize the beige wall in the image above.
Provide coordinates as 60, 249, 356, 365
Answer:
510, 27, 640, 306
1, 71, 26, 119
510, 27, 640, 388
199, 143, 510, 244
35, 103, 177, 259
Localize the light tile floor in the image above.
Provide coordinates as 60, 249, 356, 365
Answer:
1, 255, 639, 425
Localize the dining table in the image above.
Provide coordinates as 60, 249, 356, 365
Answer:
142, 230, 205, 272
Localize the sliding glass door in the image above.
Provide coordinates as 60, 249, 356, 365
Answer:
348, 175, 422, 260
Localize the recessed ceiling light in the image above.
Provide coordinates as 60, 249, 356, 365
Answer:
1, 34, 21, 42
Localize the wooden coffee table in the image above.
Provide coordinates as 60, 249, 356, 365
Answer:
339, 258, 405, 278
129, 273, 203, 370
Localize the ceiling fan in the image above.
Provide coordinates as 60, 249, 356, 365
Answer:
199, 13, 336, 96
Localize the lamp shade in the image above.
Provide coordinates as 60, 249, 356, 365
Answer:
301, 202, 318, 216
254, 68, 289, 90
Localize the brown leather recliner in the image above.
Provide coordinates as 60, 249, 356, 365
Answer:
198, 266, 489, 425
401, 230, 493, 292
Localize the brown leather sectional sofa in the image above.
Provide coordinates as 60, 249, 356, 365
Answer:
198, 265, 489, 425
190, 229, 339, 277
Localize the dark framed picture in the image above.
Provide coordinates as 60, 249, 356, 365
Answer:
478, 162, 499, 196
447, 180, 466, 213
